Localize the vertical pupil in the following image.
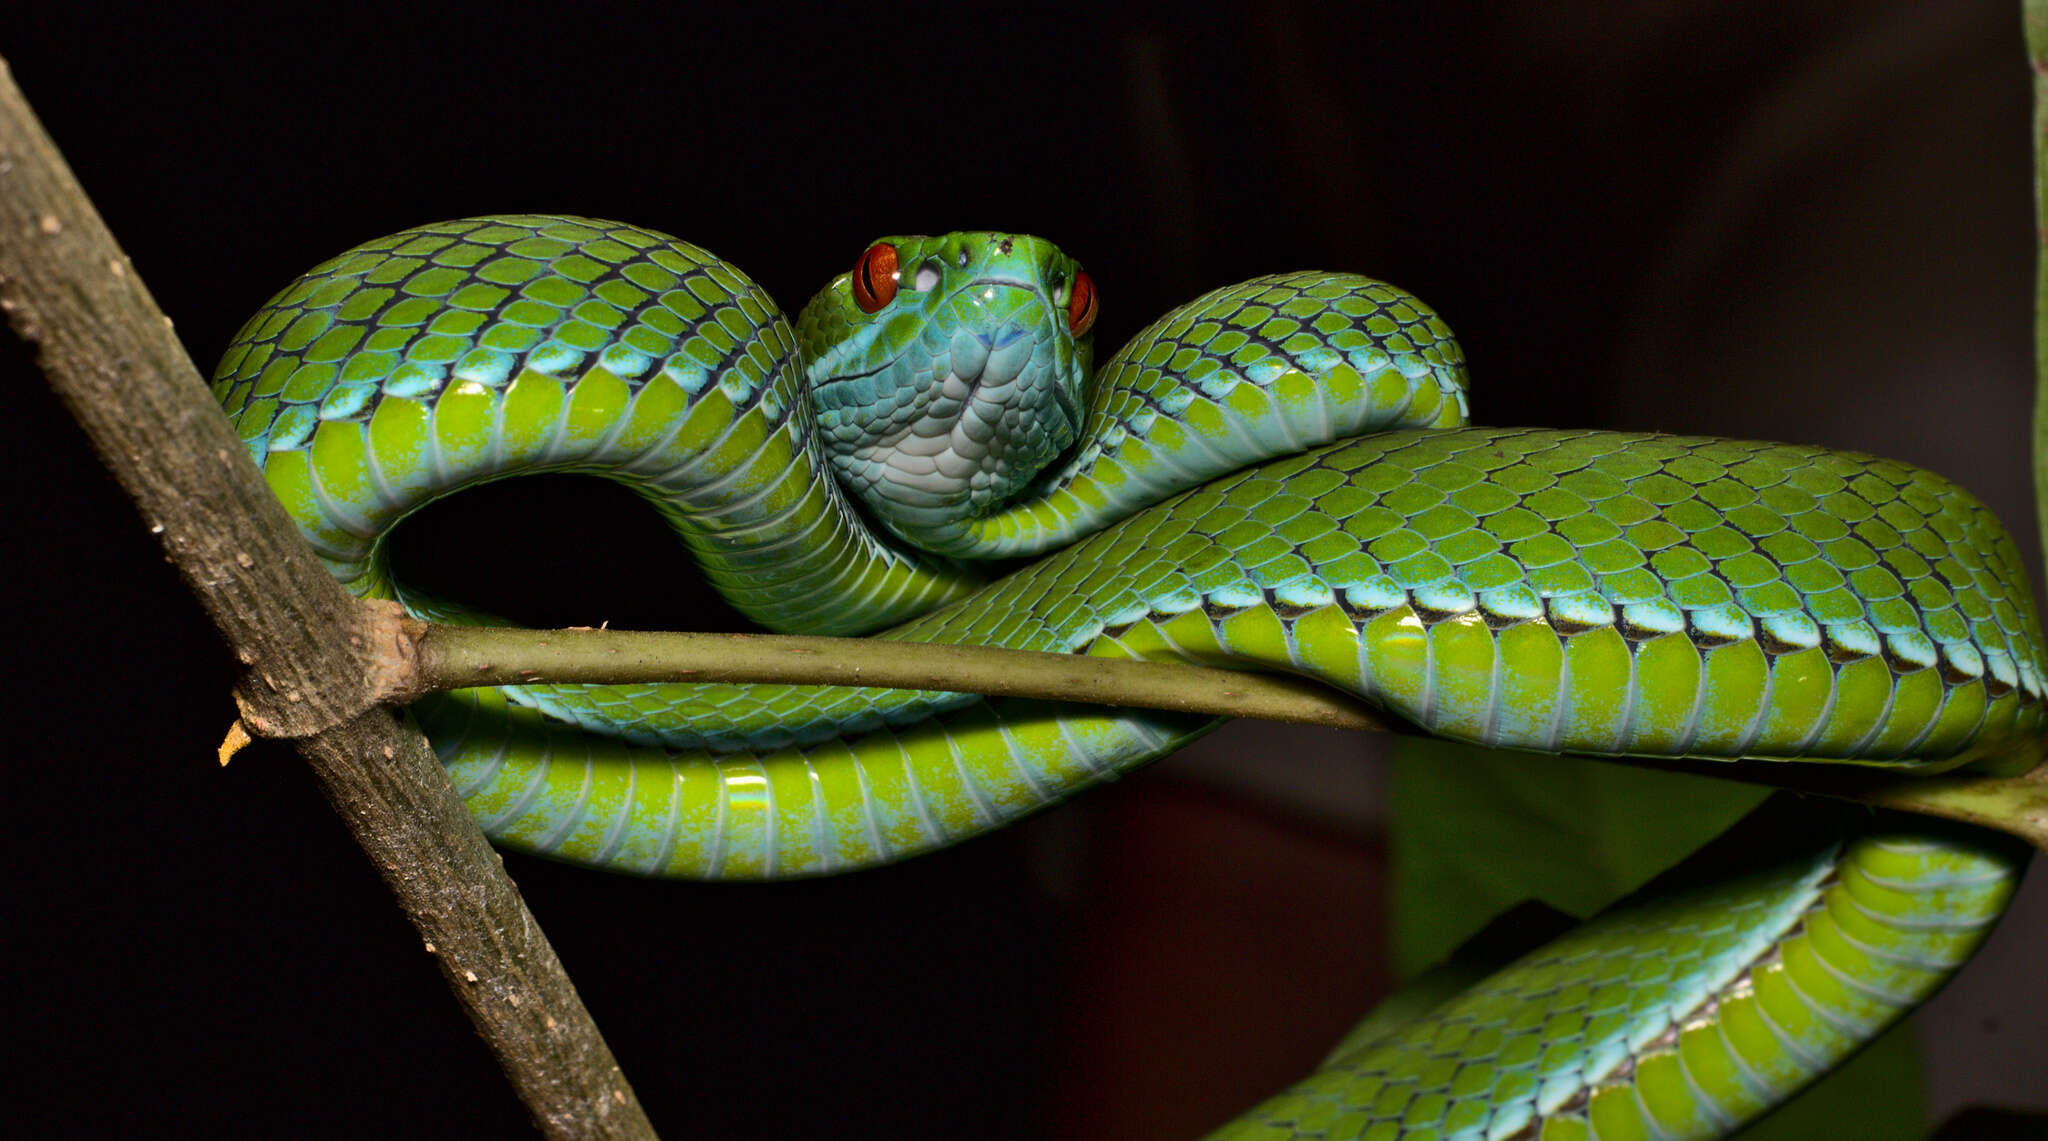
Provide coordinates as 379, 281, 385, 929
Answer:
854, 244, 898, 312
1067, 271, 1096, 334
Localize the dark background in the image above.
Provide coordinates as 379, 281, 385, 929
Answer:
5, 2, 2044, 1137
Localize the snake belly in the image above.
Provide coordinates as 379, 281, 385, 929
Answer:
212, 216, 2045, 1140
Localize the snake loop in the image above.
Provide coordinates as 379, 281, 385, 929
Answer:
213, 215, 2043, 1140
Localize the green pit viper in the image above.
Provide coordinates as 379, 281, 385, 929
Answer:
211, 215, 2044, 1140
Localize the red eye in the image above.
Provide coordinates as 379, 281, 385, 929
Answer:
852, 243, 899, 313
1067, 269, 1097, 336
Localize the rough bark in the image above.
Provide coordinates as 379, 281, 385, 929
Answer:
0, 54, 656, 1141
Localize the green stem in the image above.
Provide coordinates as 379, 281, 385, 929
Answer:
1606, 754, 2048, 853
410, 622, 1391, 732
395, 617, 2048, 853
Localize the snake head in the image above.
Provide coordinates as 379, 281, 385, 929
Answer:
797, 232, 1094, 546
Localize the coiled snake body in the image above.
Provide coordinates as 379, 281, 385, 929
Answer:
213, 216, 2044, 1140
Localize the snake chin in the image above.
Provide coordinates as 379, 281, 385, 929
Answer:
811, 286, 1087, 541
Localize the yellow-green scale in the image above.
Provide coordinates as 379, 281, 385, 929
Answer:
220, 216, 983, 639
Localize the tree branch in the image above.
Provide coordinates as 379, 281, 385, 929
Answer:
0, 55, 656, 1141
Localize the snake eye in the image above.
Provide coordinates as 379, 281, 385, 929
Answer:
1067, 269, 1097, 336
852, 243, 899, 313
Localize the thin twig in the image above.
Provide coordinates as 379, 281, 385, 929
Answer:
406, 623, 1393, 732
388, 618, 2048, 853
0, 55, 656, 1141
1600, 753, 2048, 853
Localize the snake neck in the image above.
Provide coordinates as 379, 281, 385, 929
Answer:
897, 272, 1474, 559
211, 215, 987, 638
795, 249, 1473, 562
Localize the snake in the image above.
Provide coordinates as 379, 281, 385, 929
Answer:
211, 215, 2043, 1140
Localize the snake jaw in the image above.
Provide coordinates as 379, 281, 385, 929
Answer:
799, 232, 1090, 545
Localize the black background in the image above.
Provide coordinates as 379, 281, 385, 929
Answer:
6, 2, 2045, 1137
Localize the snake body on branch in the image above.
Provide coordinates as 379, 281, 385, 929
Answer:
212, 215, 2043, 1140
